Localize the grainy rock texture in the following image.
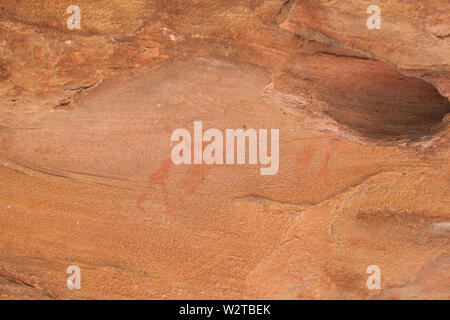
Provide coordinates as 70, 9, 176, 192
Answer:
0, 0, 449, 299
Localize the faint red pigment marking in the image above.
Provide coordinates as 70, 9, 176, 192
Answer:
177, 97, 190, 108
295, 141, 317, 179
137, 141, 214, 213
137, 159, 173, 212
319, 139, 341, 177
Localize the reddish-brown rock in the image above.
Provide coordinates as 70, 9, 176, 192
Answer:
0, 1, 449, 299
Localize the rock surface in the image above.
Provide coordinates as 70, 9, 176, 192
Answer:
0, 1, 449, 299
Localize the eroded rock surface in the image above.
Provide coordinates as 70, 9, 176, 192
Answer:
0, 1, 449, 299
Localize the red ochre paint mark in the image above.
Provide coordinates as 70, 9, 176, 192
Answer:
137, 159, 173, 212
319, 139, 341, 177
177, 97, 190, 108
295, 141, 317, 179
137, 143, 213, 213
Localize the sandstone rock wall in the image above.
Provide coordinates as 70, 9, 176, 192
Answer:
0, 0, 448, 299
